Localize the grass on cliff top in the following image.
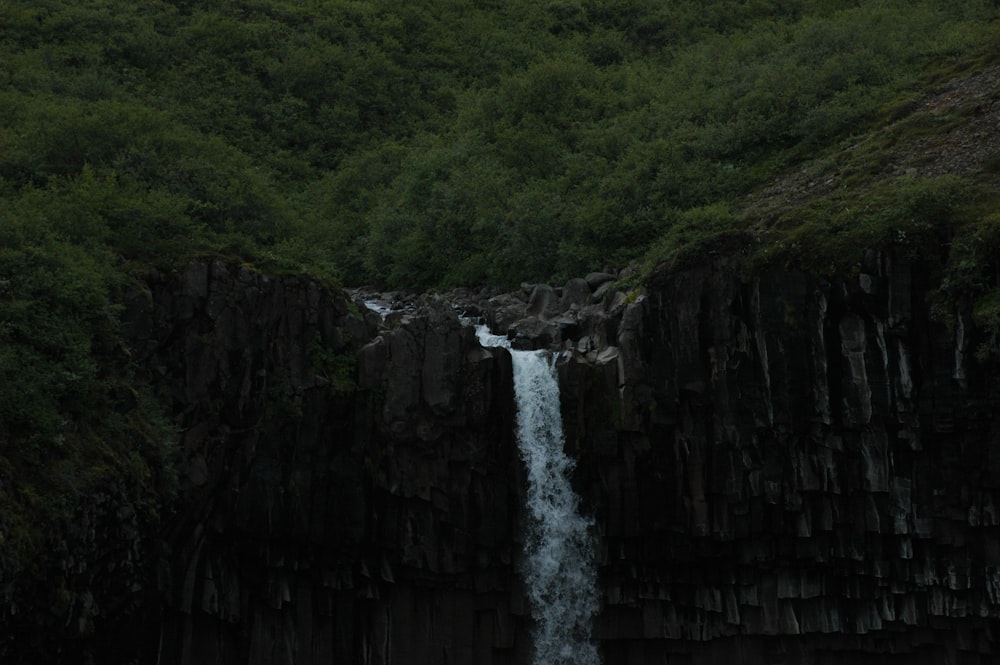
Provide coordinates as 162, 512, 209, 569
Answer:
637, 38, 1000, 357
638, 32, 1000, 271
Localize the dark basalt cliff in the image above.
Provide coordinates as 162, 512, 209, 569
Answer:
561, 253, 1000, 664
14, 255, 997, 664
121, 261, 526, 665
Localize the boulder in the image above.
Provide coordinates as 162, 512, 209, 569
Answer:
560, 277, 591, 311
585, 271, 616, 290
486, 292, 527, 337
525, 283, 558, 318
508, 316, 560, 350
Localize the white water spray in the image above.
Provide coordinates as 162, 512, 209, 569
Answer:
476, 327, 601, 665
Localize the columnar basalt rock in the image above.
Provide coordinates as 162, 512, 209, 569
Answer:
30, 255, 998, 664
122, 264, 526, 665
338, 257, 1000, 663
560, 254, 1000, 664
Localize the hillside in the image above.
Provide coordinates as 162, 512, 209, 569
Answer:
2, 1, 998, 288
1, 1, 1000, 658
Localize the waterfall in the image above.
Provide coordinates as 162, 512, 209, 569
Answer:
477, 327, 601, 665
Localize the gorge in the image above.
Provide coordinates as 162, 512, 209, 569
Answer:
6, 250, 999, 664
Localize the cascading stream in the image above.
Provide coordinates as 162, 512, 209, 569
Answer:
476, 326, 601, 665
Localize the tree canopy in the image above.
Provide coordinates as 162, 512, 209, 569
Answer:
1, 0, 996, 289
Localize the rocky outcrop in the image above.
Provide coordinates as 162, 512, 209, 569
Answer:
352, 253, 1000, 663
560, 252, 1000, 663
15, 254, 1000, 664
121, 264, 525, 665
437, 273, 634, 353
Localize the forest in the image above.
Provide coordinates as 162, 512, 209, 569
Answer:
3, 1, 998, 288
1, 0, 999, 644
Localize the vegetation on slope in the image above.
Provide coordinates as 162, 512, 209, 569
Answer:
2, 1, 997, 288
0, 0, 999, 653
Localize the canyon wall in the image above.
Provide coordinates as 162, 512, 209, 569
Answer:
123, 262, 528, 665
16, 254, 998, 664
561, 252, 1000, 664
141, 255, 1000, 664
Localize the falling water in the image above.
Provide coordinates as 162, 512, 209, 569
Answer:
477, 327, 601, 665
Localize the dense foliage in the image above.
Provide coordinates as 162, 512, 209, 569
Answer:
0, 0, 999, 653
2, 0, 997, 289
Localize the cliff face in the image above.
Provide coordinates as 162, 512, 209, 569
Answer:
31, 255, 998, 664
123, 262, 526, 665
561, 252, 1000, 664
